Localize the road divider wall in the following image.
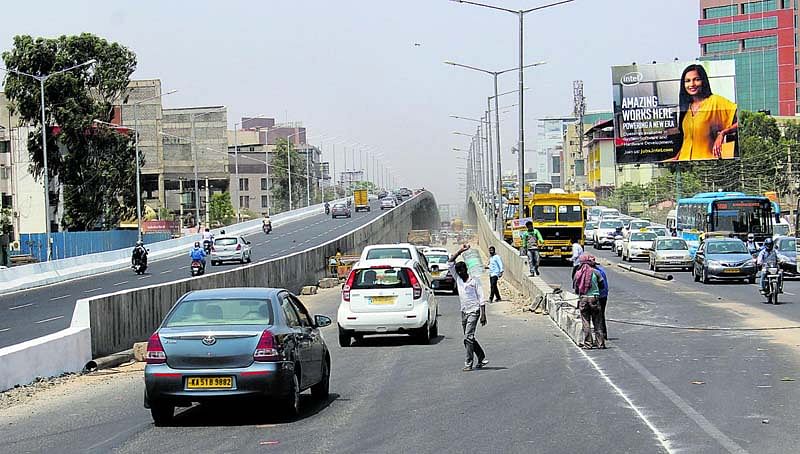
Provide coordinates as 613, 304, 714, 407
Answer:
0, 199, 347, 294
469, 194, 583, 345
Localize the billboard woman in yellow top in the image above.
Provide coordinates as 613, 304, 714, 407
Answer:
668, 64, 738, 161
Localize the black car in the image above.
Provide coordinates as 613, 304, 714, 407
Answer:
424, 253, 457, 294
144, 288, 332, 424
774, 236, 797, 276
692, 237, 756, 284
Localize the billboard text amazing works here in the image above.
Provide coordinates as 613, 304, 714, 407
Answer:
611, 61, 738, 164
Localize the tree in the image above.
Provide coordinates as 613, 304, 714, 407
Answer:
2, 33, 138, 230
209, 192, 235, 225
270, 139, 307, 212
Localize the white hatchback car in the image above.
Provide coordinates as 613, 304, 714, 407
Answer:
337, 259, 438, 346
210, 236, 252, 265
359, 243, 432, 273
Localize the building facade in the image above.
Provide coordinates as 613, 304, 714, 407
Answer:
537, 117, 574, 188
561, 111, 613, 192
699, 0, 797, 115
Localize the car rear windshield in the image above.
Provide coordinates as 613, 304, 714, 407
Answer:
351, 267, 411, 289
366, 248, 412, 260
333, 203, 346, 208
657, 239, 688, 250
585, 222, 596, 230
165, 298, 273, 327
706, 241, 747, 254
630, 232, 657, 241
425, 254, 449, 265
214, 238, 238, 246
599, 220, 623, 228
778, 238, 796, 251
648, 228, 667, 236
630, 221, 650, 230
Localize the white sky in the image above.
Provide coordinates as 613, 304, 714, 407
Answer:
1, 0, 700, 206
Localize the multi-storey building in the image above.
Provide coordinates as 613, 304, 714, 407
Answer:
537, 117, 574, 188
699, 0, 797, 115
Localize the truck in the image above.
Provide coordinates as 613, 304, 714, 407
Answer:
451, 218, 464, 232
528, 193, 585, 261
407, 229, 431, 246
353, 189, 370, 212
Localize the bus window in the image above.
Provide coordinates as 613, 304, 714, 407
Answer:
558, 205, 583, 222
533, 205, 556, 222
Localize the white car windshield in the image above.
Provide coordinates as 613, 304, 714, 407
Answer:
657, 239, 688, 250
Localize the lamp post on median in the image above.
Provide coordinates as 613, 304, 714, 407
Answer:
450, 0, 573, 224
0, 59, 97, 261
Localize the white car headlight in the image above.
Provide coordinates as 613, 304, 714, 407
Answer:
743, 259, 754, 267
707, 260, 722, 267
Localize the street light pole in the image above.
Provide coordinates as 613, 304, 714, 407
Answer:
1, 59, 96, 261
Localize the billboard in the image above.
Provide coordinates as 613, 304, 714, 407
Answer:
612, 60, 738, 164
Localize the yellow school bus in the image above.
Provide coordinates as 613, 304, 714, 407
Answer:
529, 193, 585, 260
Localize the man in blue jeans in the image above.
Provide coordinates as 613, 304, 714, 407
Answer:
449, 244, 489, 371
593, 261, 609, 340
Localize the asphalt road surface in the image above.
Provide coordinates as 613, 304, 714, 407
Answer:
0, 287, 674, 454
535, 243, 800, 454
0, 200, 385, 348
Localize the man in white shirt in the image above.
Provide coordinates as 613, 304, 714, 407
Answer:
449, 244, 489, 371
570, 236, 584, 280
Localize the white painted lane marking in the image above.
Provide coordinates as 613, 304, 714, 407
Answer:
84, 288, 103, 293
577, 347, 673, 453
615, 348, 748, 454
35, 316, 64, 324
160, 270, 172, 274
49, 295, 71, 301
0, 328, 9, 333
9, 303, 34, 310
113, 281, 129, 286
138, 276, 151, 280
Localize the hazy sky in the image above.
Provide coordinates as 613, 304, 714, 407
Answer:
1, 1, 700, 206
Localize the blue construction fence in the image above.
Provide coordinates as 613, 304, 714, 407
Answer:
18, 230, 171, 262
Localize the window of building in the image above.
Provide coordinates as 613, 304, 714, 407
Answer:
0, 166, 8, 180
743, 0, 778, 14
705, 40, 741, 53
1, 193, 11, 208
261, 195, 269, 208
575, 159, 585, 176
704, 5, 738, 19
239, 178, 249, 191
744, 36, 778, 48
0, 140, 9, 153
260, 178, 268, 190
239, 196, 250, 209
699, 16, 778, 37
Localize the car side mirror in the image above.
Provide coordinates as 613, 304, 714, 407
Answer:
315, 315, 332, 328
246, 240, 251, 245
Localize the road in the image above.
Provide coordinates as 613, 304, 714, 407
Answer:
535, 242, 800, 453
0, 200, 386, 349
1, 286, 673, 454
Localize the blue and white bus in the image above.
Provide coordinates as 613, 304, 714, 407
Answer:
676, 192, 775, 245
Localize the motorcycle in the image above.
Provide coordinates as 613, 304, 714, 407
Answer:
131, 247, 148, 275
325, 205, 330, 215
191, 260, 205, 277
613, 235, 624, 257
203, 239, 213, 254
762, 265, 784, 305
262, 222, 272, 234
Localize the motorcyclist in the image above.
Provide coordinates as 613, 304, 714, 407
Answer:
131, 240, 147, 268
324, 201, 330, 214
347, 198, 352, 208
262, 214, 272, 232
190, 241, 207, 270
201, 228, 214, 251
756, 238, 788, 294
745, 233, 759, 257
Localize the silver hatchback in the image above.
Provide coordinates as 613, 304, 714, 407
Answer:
144, 288, 332, 425
210, 236, 251, 265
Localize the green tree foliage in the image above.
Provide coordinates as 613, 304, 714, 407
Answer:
2, 33, 138, 230
209, 192, 235, 225
270, 139, 307, 212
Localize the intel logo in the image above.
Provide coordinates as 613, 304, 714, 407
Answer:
621, 72, 643, 86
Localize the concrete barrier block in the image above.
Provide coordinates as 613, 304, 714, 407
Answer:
132, 342, 148, 362
318, 277, 339, 288
301, 286, 318, 295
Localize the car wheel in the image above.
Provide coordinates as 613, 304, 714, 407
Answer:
617, 248, 622, 257
310, 358, 330, 400
338, 327, 351, 347
282, 372, 301, 418
748, 275, 756, 284
693, 265, 700, 282
649, 261, 654, 271
415, 322, 431, 345
452, 286, 458, 296
430, 315, 439, 338
150, 401, 175, 426
701, 267, 710, 284
246, 254, 252, 263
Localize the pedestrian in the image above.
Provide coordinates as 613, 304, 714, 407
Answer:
572, 254, 606, 349
449, 244, 489, 371
593, 261, 609, 340
570, 236, 583, 280
520, 221, 543, 276
487, 246, 504, 303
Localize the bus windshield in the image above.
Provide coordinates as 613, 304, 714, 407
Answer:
711, 200, 772, 234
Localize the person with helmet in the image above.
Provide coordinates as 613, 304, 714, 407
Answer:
190, 241, 207, 270
131, 240, 148, 270
202, 228, 214, 253
756, 238, 788, 294
745, 233, 759, 257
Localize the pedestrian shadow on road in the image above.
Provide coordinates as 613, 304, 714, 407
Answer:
472, 366, 508, 372
170, 393, 341, 426
352, 334, 446, 347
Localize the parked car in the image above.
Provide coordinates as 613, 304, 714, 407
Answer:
593, 219, 624, 249
331, 202, 351, 218
774, 236, 797, 276
337, 259, 438, 346
380, 197, 397, 210
692, 237, 756, 284
621, 231, 658, 261
424, 252, 456, 294
583, 221, 596, 245
143, 287, 332, 425
211, 236, 252, 265
648, 237, 693, 272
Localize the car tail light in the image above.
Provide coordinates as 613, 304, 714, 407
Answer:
342, 270, 356, 302
254, 329, 279, 362
146, 333, 167, 364
211, 246, 216, 252
406, 268, 422, 299
236, 244, 242, 251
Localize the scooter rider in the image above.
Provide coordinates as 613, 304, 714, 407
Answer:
190, 241, 207, 270
262, 214, 272, 232
201, 228, 214, 251
324, 201, 330, 214
131, 240, 147, 267
756, 238, 788, 294
745, 233, 759, 257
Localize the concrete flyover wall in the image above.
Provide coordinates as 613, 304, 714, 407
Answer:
0, 199, 347, 294
469, 194, 583, 344
89, 192, 439, 357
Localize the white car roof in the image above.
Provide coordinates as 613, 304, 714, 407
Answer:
354, 258, 416, 269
